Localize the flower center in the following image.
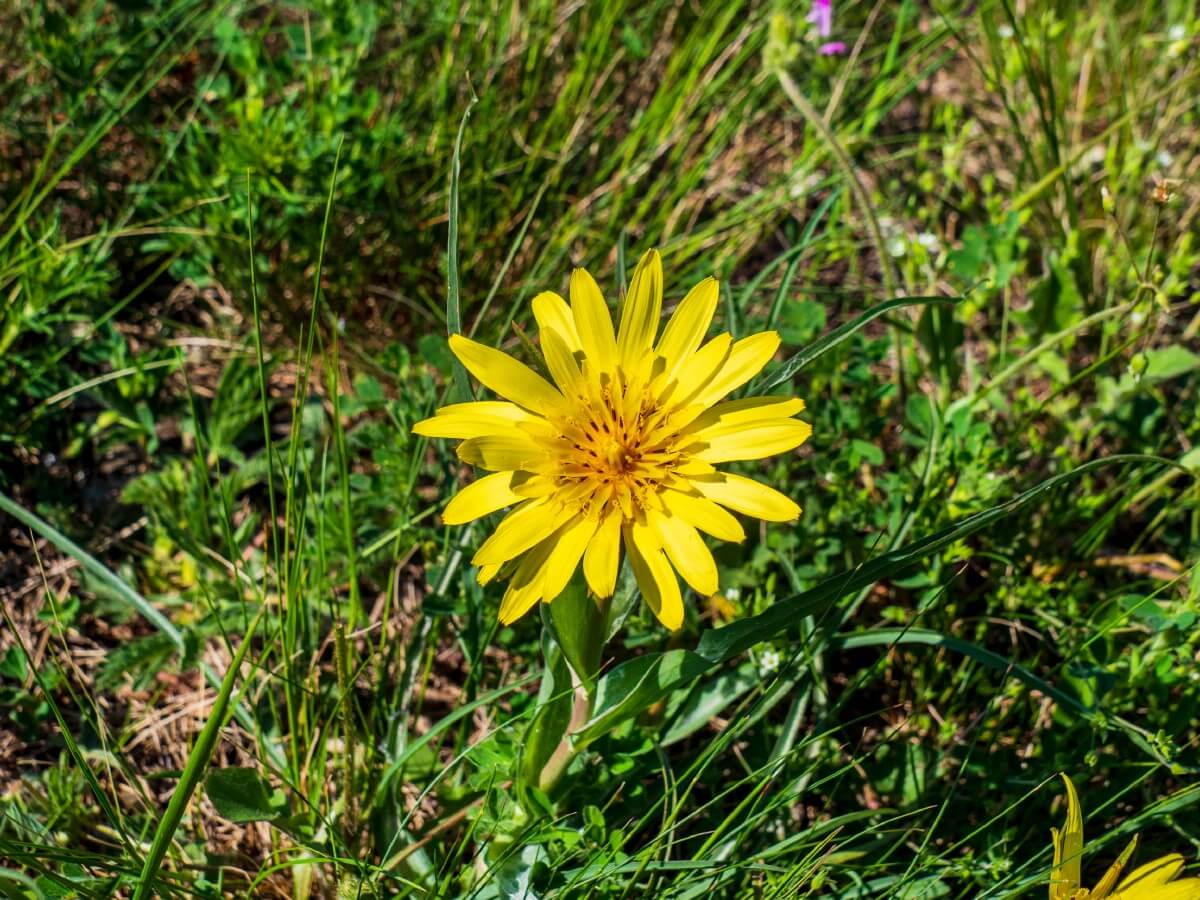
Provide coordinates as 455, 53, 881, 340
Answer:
551, 380, 680, 519
598, 436, 633, 473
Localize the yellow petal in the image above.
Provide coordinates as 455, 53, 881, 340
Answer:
624, 519, 683, 630
583, 508, 622, 598
656, 276, 719, 381
449, 333, 564, 416
498, 538, 557, 624
666, 333, 732, 407
1094, 836, 1139, 898
412, 401, 540, 438
477, 563, 501, 585
689, 419, 812, 463
1051, 774, 1084, 898
570, 267, 618, 371
532, 290, 582, 353
650, 509, 718, 595
661, 489, 745, 543
690, 473, 801, 521
1117, 853, 1186, 891
443, 471, 524, 525
1117, 881, 1200, 900
617, 249, 663, 371
541, 514, 600, 602
682, 396, 806, 436
457, 435, 549, 471
511, 474, 559, 498
472, 500, 575, 567
540, 327, 584, 396
689, 331, 781, 410
1050, 826, 1064, 900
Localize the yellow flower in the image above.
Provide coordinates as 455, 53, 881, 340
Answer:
413, 249, 810, 628
1050, 774, 1200, 899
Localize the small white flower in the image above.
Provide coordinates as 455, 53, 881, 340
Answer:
1156, 149, 1174, 169
1130, 310, 1146, 326
997, 24, 1014, 39
724, 586, 741, 602
887, 236, 907, 258
1168, 24, 1187, 42
758, 648, 782, 676
916, 231, 941, 254
824, 470, 836, 483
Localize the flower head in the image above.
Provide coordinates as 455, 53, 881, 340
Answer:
414, 250, 811, 629
808, 0, 846, 55
1050, 774, 1200, 899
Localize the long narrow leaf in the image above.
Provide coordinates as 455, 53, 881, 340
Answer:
759, 296, 957, 391
577, 454, 1176, 742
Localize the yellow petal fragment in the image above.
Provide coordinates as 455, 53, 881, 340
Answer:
532, 290, 582, 352
443, 471, 523, 525
690, 419, 812, 463
689, 331, 781, 410
472, 500, 575, 567
583, 508, 622, 598
624, 520, 683, 630
1093, 836, 1139, 898
498, 537, 556, 624
656, 276, 719, 381
540, 327, 585, 396
667, 333, 732, 408
457, 435, 548, 471
1050, 826, 1064, 900
617, 249, 664, 371
449, 333, 564, 416
683, 396, 806, 436
478, 563, 501, 585
570, 267, 618, 372
650, 509, 718, 596
412, 401, 540, 438
1051, 774, 1084, 899
1116, 882, 1200, 900
690, 473, 801, 522
541, 514, 600, 602
661, 489, 745, 543
1117, 853, 1187, 891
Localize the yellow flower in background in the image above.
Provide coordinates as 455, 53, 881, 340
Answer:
1050, 774, 1200, 899
413, 249, 810, 629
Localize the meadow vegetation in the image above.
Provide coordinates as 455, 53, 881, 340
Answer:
1, 1, 1198, 897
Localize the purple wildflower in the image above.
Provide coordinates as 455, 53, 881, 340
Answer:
808, 0, 847, 55
808, 0, 833, 37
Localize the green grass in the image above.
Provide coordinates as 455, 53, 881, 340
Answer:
1, 0, 1199, 897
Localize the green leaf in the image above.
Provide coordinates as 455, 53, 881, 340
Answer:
660, 664, 758, 746
573, 649, 710, 747
1142, 345, 1200, 382
205, 767, 287, 824
758, 296, 957, 392
576, 455, 1173, 744
543, 579, 606, 689
778, 299, 826, 346
445, 92, 477, 402
832, 627, 1086, 714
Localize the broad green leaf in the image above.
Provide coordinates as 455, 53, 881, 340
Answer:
573, 649, 710, 747
205, 767, 287, 824
543, 579, 606, 689
1142, 345, 1200, 382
